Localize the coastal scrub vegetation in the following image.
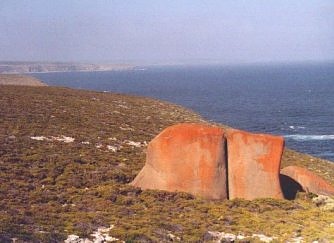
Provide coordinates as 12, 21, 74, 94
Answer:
1, 85, 334, 242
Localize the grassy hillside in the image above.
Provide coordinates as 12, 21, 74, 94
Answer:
1, 86, 334, 242
0, 74, 47, 86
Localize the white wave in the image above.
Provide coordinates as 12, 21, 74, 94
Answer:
284, 134, 334, 141
288, 125, 306, 130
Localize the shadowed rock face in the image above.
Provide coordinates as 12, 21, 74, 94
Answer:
226, 129, 284, 200
131, 123, 228, 200
281, 166, 334, 197
280, 174, 304, 200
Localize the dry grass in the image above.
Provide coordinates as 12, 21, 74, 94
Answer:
0, 74, 47, 86
0, 85, 333, 242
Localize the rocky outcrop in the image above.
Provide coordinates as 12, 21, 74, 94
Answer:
131, 123, 228, 199
226, 129, 284, 200
281, 166, 334, 197
131, 123, 334, 200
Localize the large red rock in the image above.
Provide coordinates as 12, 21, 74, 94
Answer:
131, 123, 227, 199
281, 166, 334, 197
226, 129, 284, 200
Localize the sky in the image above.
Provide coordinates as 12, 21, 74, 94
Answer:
0, 0, 333, 65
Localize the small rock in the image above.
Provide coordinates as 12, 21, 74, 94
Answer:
204, 231, 276, 243
124, 140, 141, 147
289, 236, 304, 243
252, 233, 276, 242
30, 136, 48, 141
65, 225, 118, 243
64, 234, 80, 243
119, 126, 134, 131
118, 104, 129, 109
107, 145, 118, 152
167, 233, 180, 241
52, 135, 75, 143
312, 195, 334, 211
204, 231, 236, 242
30, 135, 75, 143
95, 144, 103, 149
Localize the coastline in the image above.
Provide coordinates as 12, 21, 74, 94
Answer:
2, 68, 137, 74
1, 84, 334, 242
0, 62, 136, 74
27, 65, 334, 162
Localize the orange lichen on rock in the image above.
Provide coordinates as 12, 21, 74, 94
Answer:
281, 165, 334, 197
226, 129, 284, 200
131, 123, 228, 199
132, 123, 334, 201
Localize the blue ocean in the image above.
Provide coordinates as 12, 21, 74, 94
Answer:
32, 63, 334, 161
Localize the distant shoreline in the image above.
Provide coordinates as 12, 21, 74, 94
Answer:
2, 60, 333, 74
10, 69, 137, 74
0, 62, 136, 74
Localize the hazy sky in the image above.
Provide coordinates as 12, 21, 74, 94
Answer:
0, 0, 333, 64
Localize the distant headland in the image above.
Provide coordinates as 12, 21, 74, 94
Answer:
0, 61, 135, 74
0, 74, 47, 86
